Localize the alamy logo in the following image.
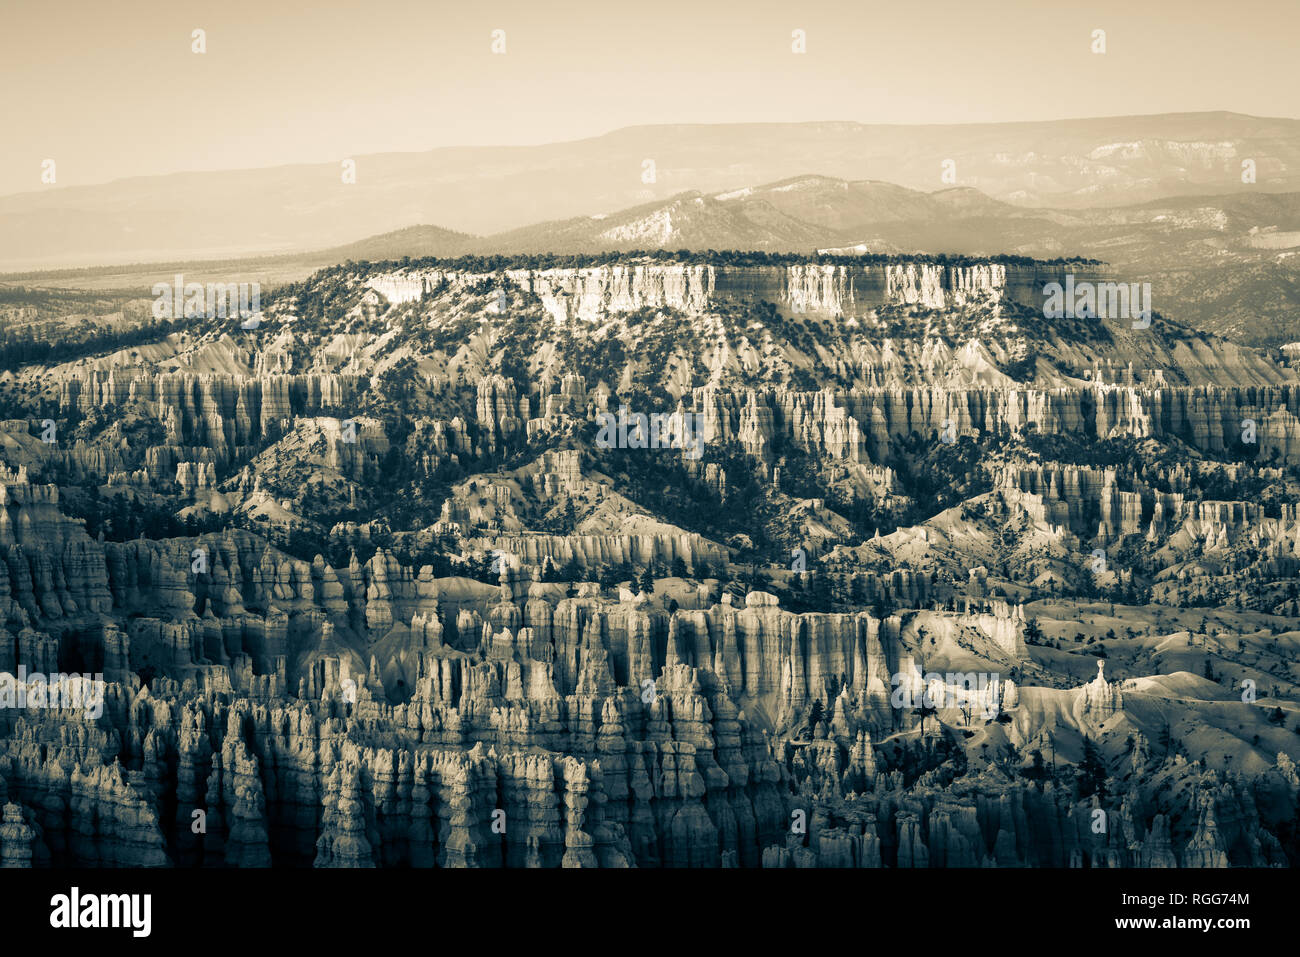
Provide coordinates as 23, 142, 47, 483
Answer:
1043, 274, 1152, 329
595, 406, 706, 460
891, 670, 1003, 719
0, 667, 105, 718
50, 887, 151, 937
152, 274, 261, 324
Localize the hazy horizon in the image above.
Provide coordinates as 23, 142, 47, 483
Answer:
4, 0, 1299, 196
5, 109, 1300, 202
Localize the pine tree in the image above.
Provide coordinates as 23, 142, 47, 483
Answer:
560, 556, 584, 582
850, 575, 869, 606
1024, 617, 1044, 644
1157, 720, 1174, 756
1077, 736, 1108, 798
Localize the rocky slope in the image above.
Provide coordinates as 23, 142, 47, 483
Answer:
0, 253, 1297, 867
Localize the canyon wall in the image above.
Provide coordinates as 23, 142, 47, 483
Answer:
364, 261, 1111, 322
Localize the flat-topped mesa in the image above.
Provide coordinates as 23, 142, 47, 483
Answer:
779, 262, 998, 315
367, 264, 717, 322
721, 259, 1053, 316
363, 259, 1099, 323
514, 264, 716, 323
882, 262, 1007, 311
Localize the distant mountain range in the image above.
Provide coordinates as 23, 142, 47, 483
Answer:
3, 111, 1299, 271
482, 177, 1300, 344
11, 170, 1299, 347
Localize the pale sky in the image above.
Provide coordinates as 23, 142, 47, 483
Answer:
2, 0, 1298, 196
